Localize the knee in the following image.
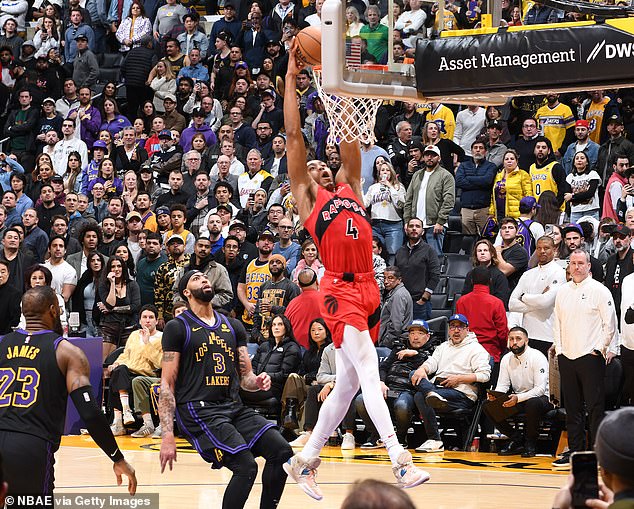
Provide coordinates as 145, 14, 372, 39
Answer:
228, 451, 259, 480
273, 442, 293, 464
393, 399, 411, 415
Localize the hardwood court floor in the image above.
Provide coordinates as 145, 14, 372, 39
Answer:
55, 435, 567, 508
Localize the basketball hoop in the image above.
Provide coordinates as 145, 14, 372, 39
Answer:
312, 65, 385, 145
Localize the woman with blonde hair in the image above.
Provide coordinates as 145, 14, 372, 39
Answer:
345, 5, 365, 37
462, 238, 511, 307
364, 160, 405, 264
148, 59, 176, 113
489, 148, 532, 221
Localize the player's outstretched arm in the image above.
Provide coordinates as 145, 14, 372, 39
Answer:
284, 39, 315, 218
58, 341, 137, 495
237, 345, 271, 392
159, 350, 180, 473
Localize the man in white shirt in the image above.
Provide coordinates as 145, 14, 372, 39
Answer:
552, 248, 618, 469
484, 327, 552, 458
509, 236, 566, 356
394, 0, 427, 35
52, 118, 88, 176
44, 235, 77, 303
453, 106, 486, 157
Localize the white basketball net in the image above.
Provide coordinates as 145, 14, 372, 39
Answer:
312, 66, 383, 145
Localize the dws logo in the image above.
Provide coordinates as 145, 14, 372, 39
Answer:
587, 40, 634, 62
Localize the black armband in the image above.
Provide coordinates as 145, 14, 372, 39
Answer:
70, 386, 124, 463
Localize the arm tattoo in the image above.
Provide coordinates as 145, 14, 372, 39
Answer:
158, 384, 176, 434
237, 346, 258, 391
163, 352, 176, 363
69, 352, 90, 392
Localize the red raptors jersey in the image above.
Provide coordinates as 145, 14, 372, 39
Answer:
303, 184, 373, 274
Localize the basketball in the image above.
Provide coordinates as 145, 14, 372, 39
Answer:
295, 26, 321, 66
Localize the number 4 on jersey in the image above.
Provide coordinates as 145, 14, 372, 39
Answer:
346, 218, 359, 240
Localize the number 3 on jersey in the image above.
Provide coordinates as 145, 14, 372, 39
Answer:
345, 218, 359, 240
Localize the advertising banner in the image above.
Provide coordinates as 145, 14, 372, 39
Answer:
415, 20, 634, 99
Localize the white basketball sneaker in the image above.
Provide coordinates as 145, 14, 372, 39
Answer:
283, 453, 323, 501
393, 451, 431, 489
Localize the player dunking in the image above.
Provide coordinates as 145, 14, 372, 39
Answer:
282, 43, 430, 499
0, 287, 137, 503
158, 270, 293, 509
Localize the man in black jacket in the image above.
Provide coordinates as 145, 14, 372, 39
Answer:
112, 127, 149, 176
357, 319, 434, 448
395, 218, 441, 321
4, 88, 38, 170
604, 224, 634, 324
121, 39, 157, 119
0, 259, 21, 333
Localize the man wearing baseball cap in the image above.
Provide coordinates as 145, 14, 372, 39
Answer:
515, 196, 545, 256
250, 253, 300, 343
485, 120, 507, 168
154, 233, 190, 328
253, 89, 283, 136
410, 313, 491, 453
209, 4, 241, 45
562, 222, 605, 282
604, 224, 633, 324
237, 229, 275, 326
561, 118, 600, 175
403, 142, 455, 256
597, 116, 634, 193
551, 407, 634, 508
180, 109, 217, 152
358, 318, 434, 449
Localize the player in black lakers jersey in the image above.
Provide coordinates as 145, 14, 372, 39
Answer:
159, 270, 293, 509
0, 287, 137, 502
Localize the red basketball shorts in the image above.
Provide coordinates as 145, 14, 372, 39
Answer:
318, 271, 381, 348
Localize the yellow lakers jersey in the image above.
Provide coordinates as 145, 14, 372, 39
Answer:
535, 103, 575, 152
241, 259, 271, 325
427, 105, 456, 140
530, 161, 564, 211
586, 97, 610, 144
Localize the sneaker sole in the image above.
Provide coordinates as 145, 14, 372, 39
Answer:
282, 463, 323, 501
415, 448, 444, 453
552, 463, 570, 470
400, 471, 431, 489
131, 429, 154, 438
426, 398, 449, 411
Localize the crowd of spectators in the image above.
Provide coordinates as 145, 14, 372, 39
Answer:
0, 0, 632, 462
